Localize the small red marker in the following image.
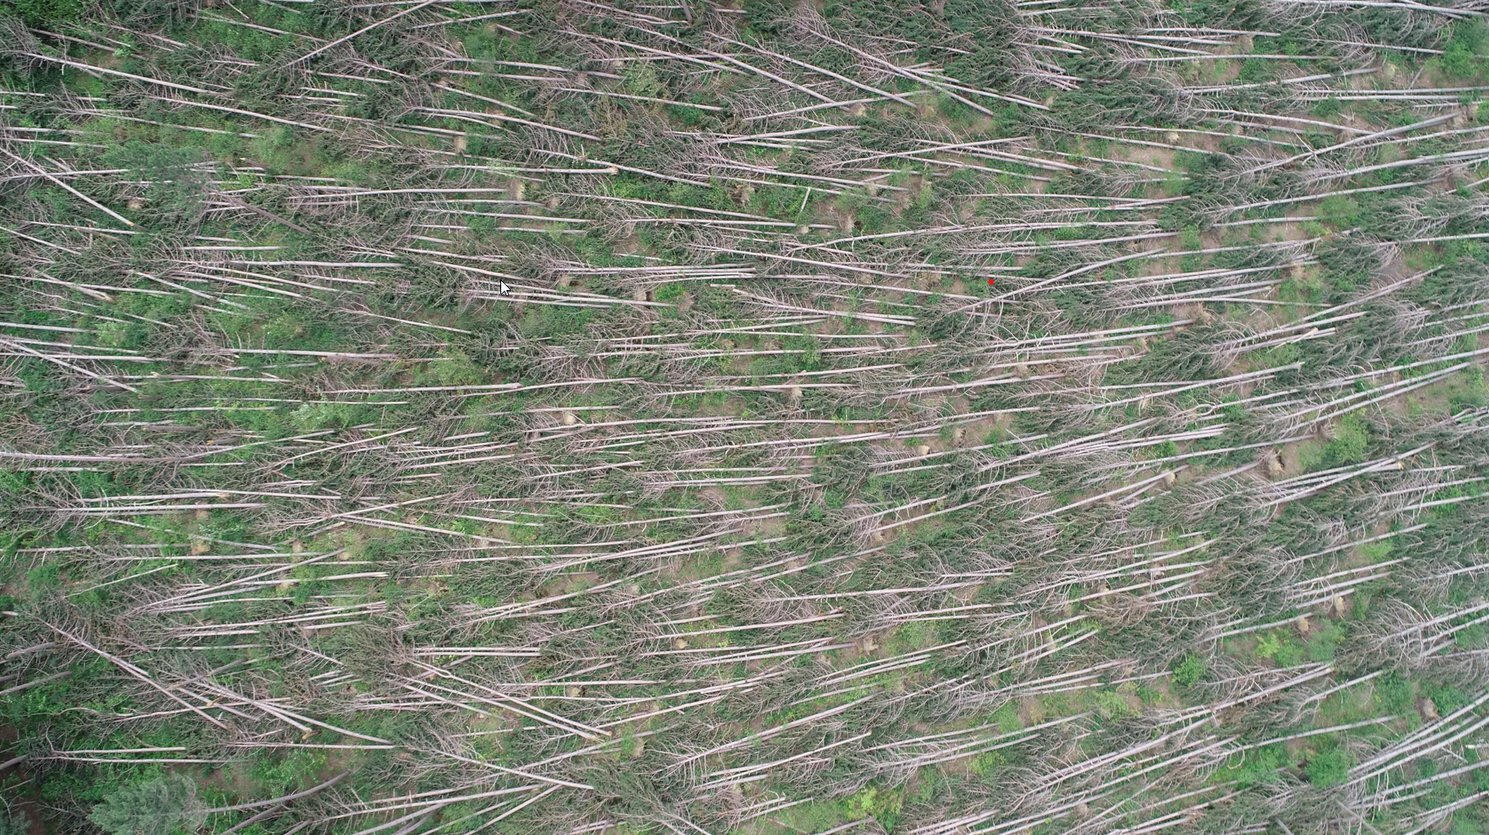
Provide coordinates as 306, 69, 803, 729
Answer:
987, 278, 995, 286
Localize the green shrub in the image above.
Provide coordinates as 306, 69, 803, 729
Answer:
1306, 619, 1346, 662
1227, 745, 1288, 787
1323, 416, 1371, 467
90, 775, 204, 835
2, 0, 82, 26
1091, 689, 1136, 720
1373, 672, 1414, 715
1305, 746, 1352, 787
1438, 22, 1489, 83
1173, 653, 1208, 687
844, 785, 904, 829
1256, 630, 1306, 666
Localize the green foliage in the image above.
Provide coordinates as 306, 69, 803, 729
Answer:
423, 350, 487, 387
1314, 235, 1379, 298
1090, 688, 1136, 720
6, 6, 1489, 834
1304, 618, 1346, 662
1220, 745, 1289, 788
1373, 671, 1415, 715
844, 785, 904, 829
1317, 195, 1363, 230
653, 282, 686, 303
1304, 745, 1352, 788
89, 774, 204, 835
1437, 21, 1489, 83
1426, 683, 1469, 714
291, 402, 371, 432
884, 619, 940, 655
1172, 653, 1208, 688
2, 0, 78, 25
1052, 55, 1182, 129
970, 748, 1007, 779
251, 749, 326, 795
1256, 629, 1306, 666
1178, 0, 1269, 29
1322, 415, 1372, 467
1105, 328, 1220, 386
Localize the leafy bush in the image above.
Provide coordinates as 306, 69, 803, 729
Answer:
1304, 746, 1351, 787
1438, 21, 1489, 83
1256, 630, 1305, 666
1323, 416, 1372, 467
1173, 653, 1208, 687
1373, 671, 1414, 715
2, 0, 80, 26
844, 785, 904, 830
90, 775, 204, 835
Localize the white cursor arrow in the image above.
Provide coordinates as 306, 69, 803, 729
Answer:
499, 282, 512, 295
